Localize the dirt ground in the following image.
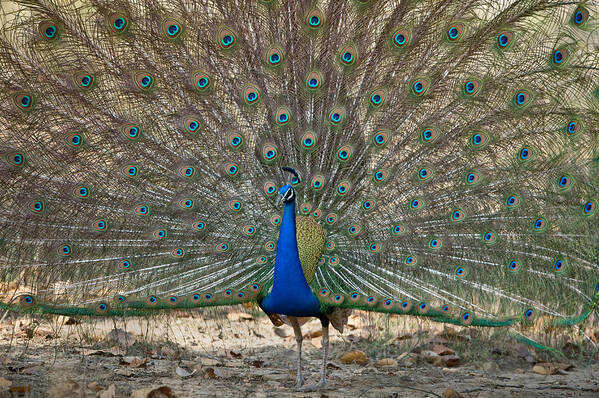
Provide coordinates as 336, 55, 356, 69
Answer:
1, 308, 598, 398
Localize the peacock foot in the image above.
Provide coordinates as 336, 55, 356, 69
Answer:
295, 374, 305, 390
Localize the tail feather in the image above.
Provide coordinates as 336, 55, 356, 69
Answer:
0, 0, 597, 343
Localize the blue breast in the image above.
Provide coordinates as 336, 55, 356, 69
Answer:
259, 198, 321, 317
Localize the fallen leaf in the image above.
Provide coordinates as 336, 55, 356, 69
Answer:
130, 386, 175, 398
340, 351, 368, 365
442, 386, 462, 398
250, 360, 268, 368
228, 350, 242, 359
441, 355, 461, 368
0, 378, 11, 388
374, 358, 398, 368
303, 330, 322, 339
175, 366, 196, 378
433, 344, 455, 356
8, 386, 31, 394
203, 367, 222, 379
129, 357, 147, 369
107, 328, 136, 347
78, 347, 124, 357
226, 312, 253, 322
532, 362, 574, 375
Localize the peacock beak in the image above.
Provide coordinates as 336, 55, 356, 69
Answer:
276, 194, 283, 206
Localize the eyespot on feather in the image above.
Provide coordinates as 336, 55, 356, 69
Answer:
192, 71, 212, 93
305, 7, 325, 30
182, 116, 202, 135
217, 26, 237, 49
338, 43, 357, 66
274, 106, 291, 126
162, 17, 184, 39
39, 20, 59, 40
132, 71, 154, 91
243, 84, 260, 105
73, 71, 95, 91
121, 124, 141, 141
65, 132, 86, 148
265, 45, 285, 66
391, 27, 410, 49
107, 12, 129, 34
12, 92, 35, 111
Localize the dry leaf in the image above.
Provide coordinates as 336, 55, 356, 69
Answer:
107, 328, 136, 347
0, 378, 11, 388
130, 386, 175, 398
340, 351, 368, 365
203, 367, 222, 380
228, 350, 242, 359
374, 358, 398, 368
226, 312, 253, 321
442, 387, 462, 398
8, 386, 31, 394
78, 347, 124, 357
250, 360, 268, 368
441, 355, 461, 368
128, 357, 147, 369
175, 366, 196, 378
532, 362, 574, 375
303, 330, 322, 339
433, 344, 456, 356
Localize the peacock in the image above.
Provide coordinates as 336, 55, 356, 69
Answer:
1, 0, 599, 391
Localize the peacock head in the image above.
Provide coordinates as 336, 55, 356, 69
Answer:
277, 185, 295, 205
277, 166, 300, 205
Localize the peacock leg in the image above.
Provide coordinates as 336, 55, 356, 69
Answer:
289, 316, 305, 389
299, 317, 329, 391
318, 322, 329, 388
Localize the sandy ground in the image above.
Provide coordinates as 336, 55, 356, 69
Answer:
1, 307, 598, 397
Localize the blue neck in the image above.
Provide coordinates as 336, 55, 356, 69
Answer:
259, 200, 321, 316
